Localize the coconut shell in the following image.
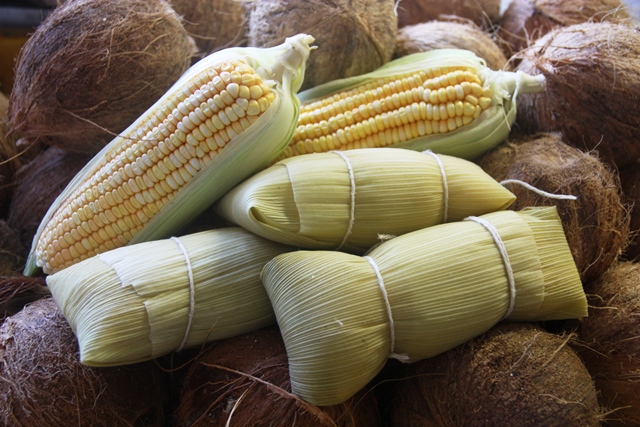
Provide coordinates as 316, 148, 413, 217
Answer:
394, 19, 510, 71
0, 297, 170, 426
499, 0, 631, 59
0, 92, 20, 219
170, 0, 248, 58
396, 0, 501, 29
246, 0, 397, 91
7, 0, 197, 155
620, 162, 640, 260
0, 221, 24, 276
514, 22, 640, 169
575, 261, 640, 426
7, 147, 92, 257
388, 322, 602, 427
175, 326, 381, 426
479, 132, 630, 285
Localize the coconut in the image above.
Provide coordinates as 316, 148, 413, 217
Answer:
394, 19, 510, 71
0, 91, 20, 219
170, 0, 248, 58
514, 22, 640, 169
575, 262, 640, 426
7, 0, 197, 155
175, 326, 381, 426
620, 162, 640, 260
499, 0, 631, 59
388, 322, 603, 427
0, 221, 24, 276
479, 132, 630, 285
0, 297, 170, 426
7, 147, 92, 256
396, 0, 501, 29
246, 0, 397, 91
0, 275, 48, 322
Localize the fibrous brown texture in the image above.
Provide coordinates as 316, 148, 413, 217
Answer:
0, 275, 48, 322
514, 22, 640, 169
576, 261, 640, 426
499, 0, 631, 59
0, 221, 24, 276
175, 326, 381, 426
394, 19, 510, 71
388, 322, 602, 427
620, 162, 640, 260
246, 0, 397, 91
8, 0, 197, 154
170, 0, 247, 58
0, 297, 170, 426
7, 147, 92, 256
479, 132, 630, 284
396, 0, 501, 29
0, 92, 20, 219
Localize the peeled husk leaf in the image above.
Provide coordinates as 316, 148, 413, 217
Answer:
217, 148, 515, 252
620, 162, 640, 260
46, 228, 294, 366
479, 132, 630, 284
7, 0, 197, 154
0, 221, 25, 276
7, 147, 91, 257
246, 0, 397, 91
499, 0, 631, 59
262, 207, 587, 406
0, 297, 170, 426
175, 326, 381, 426
395, 19, 510, 71
396, 0, 501, 29
575, 261, 640, 426
169, 0, 248, 58
514, 22, 640, 169
388, 322, 602, 427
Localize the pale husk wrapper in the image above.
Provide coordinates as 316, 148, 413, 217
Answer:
261, 207, 587, 406
46, 228, 293, 367
216, 148, 515, 252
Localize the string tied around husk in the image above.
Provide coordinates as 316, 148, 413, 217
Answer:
332, 150, 356, 251
500, 179, 577, 201
171, 236, 195, 352
423, 149, 449, 223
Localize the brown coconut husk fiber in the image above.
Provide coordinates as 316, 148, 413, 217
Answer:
0, 275, 48, 322
619, 162, 640, 260
7, 147, 92, 256
513, 22, 640, 169
394, 19, 510, 71
170, 0, 248, 58
7, 0, 197, 155
396, 0, 501, 29
0, 91, 20, 219
0, 220, 25, 276
175, 326, 381, 426
246, 0, 397, 91
576, 261, 640, 426
388, 322, 603, 427
0, 297, 170, 426
479, 132, 630, 285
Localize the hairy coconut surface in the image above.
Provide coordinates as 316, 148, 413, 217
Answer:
170, 0, 247, 58
7, 0, 197, 154
395, 19, 510, 71
0, 275, 48, 322
0, 221, 24, 276
620, 162, 640, 260
175, 326, 381, 426
514, 22, 640, 169
388, 322, 602, 427
576, 262, 640, 426
479, 133, 630, 285
0, 297, 170, 426
499, 0, 631, 59
246, 0, 397, 91
0, 92, 20, 219
396, 0, 501, 29
7, 147, 92, 257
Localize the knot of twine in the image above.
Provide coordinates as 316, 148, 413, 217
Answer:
422, 149, 449, 223
171, 236, 195, 352
332, 151, 356, 251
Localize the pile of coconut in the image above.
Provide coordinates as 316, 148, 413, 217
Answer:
1, 0, 639, 425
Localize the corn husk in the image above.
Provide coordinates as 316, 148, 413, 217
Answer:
261, 207, 587, 406
24, 34, 315, 276
291, 49, 546, 161
216, 147, 515, 252
46, 228, 293, 367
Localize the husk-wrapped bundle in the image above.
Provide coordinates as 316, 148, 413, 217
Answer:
46, 227, 293, 367
261, 207, 588, 406
216, 148, 515, 252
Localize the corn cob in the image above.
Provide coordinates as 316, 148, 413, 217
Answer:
275, 49, 546, 162
25, 34, 315, 276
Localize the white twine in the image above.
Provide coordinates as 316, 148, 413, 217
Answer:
500, 179, 577, 200
332, 150, 356, 251
422, 149, 449, 223
364, 255, 410, 362
464, 216, 517, 320
171, 236, 195, 352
